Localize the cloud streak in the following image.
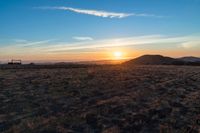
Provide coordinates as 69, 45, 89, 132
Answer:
0, 39, 54, 57
42, 35, 200, 52
73, 36, 93, 41
37, 6, 160, 18
20, 40, 53, 47
181, 40, 200, 48
1, 35, 199, 59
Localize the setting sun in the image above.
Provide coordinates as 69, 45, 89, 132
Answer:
113, 51, 123, 59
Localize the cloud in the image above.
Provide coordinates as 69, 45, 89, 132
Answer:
37, 6, 160, 18
21, 40, 53, 47
12, 39, 54, 47
0, 39, 54, 56
1, 35, 199, 57
44, 35, 199, 52
181, 40, 200, 48
73, 36, 93, 41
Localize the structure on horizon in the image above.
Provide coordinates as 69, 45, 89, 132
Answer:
8, 59, 22, 65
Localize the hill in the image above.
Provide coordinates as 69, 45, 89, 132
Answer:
124, 55, 184, 65
178, 56, 200, 62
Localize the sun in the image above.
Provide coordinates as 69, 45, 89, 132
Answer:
113, 51, 123, 59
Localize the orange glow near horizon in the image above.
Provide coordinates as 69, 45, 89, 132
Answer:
0, 48, 200, 63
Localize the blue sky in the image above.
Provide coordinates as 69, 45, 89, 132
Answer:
0, 0, 200, 62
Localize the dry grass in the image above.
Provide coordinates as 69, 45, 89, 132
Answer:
0, 65, 200, 133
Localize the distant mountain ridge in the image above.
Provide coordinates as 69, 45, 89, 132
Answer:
77, 59, 128, 65
178, 56, 200, 62
124, 55, 200, 65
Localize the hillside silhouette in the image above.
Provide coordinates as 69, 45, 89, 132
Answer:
124, 55, 200, 65
178, 56, 200, 62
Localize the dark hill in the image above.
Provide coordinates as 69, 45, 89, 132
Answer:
124, 55, 185, 65
178, 56, 200, 62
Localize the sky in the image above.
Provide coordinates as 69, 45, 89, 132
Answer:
0, 0, 200, 62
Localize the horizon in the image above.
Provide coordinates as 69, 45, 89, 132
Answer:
0, 54, 199, 64
0, 0, 200, 61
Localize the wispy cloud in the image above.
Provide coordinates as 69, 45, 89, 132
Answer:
12, 39, 54, 47
21, 40, 53, 47
42, 35, 200, 52
1, 35, 199, 58
36, 6, 161, 18
6, 35, 197, 52
73, 36, 93, 41
181, 40, 200, 48
0, 39, 54, 56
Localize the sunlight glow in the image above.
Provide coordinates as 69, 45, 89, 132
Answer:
113, 51, 123, 59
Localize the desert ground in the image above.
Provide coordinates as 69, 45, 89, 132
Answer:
0, 65, 200, 133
